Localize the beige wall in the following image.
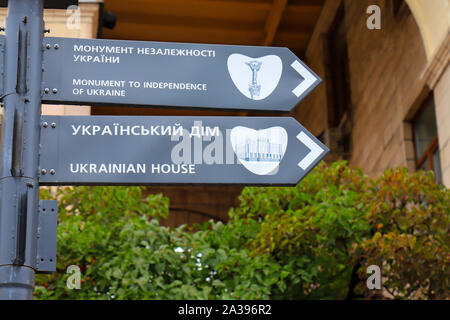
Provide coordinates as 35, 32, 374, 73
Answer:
406, 0, 450, 60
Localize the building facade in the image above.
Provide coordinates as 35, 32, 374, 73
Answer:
297, 0, 450, 187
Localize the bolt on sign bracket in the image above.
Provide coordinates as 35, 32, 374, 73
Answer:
36, 200, 58, 274
0, 36, 4, 97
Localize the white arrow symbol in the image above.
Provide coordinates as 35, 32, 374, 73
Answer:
297, 131, 324, 170
291, 60, 319, 98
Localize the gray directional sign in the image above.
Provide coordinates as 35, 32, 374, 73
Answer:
39, 116, 328, 185
41, 37, 321, 112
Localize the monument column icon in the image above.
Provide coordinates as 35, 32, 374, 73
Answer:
246, 60, 262, 100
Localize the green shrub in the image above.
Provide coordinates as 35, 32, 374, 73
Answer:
352, 167, 449, 299
35, 187, 279, 299
35, 162, 449, 300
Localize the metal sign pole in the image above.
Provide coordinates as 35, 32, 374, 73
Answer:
0, 0, 44, 300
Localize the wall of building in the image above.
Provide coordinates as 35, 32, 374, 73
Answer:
297, 0, 450, 187
406, 0, 450, 185
345, 0, 428, 177
148, 186, 242, 227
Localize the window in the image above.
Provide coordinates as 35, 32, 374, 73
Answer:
413, 95, 442, 183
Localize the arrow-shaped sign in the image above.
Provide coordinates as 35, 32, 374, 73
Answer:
0, 0, 77, 9
40, 37, 321, 112
39, 116, 328, 186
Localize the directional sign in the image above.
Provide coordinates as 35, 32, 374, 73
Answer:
39, 116, 328, 186
41, 37, 321, 112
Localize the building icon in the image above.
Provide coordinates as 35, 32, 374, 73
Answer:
235, 137, 283, 162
